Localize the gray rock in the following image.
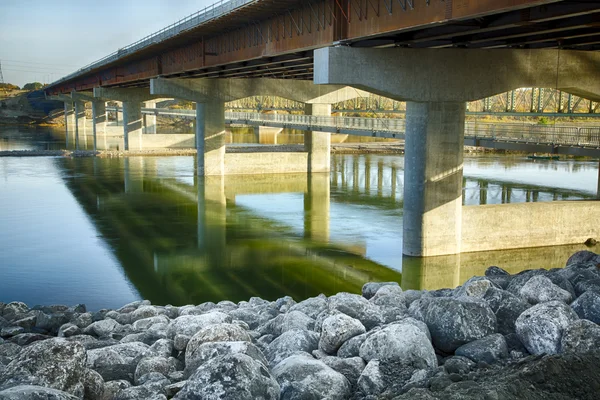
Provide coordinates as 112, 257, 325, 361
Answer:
455, 334, 508, 364
165, 381, 185, 398
58, 323, 80, 338
357, 360, 385, 396
403, 290, 425, 308
485, 266, 509, 276
272, 354, 350, 400
257, 314, 285, 337
281, 311, 315, 333
1, 302, 28, 321
328, 292, 383, 330
84, 319, 122, 338
0, 327, 23, 338
264, 329, 319, 368
319, 313, 365, 354
101, 380, 131, 400
166, 312, 231, 339
506, 270, 547, 295
483, 287, 530, 335
0, 385, 80, 400
321, 356, 366, 386
515, 300, 579, 355
443, 356, 475, 374
87, 341, 150, 368
175, 353, 279, 400
571, 290, 600, 324
0, 343, 21, 360
275, 296, 296, 313
136, 372, 169, 387
454, 277, 495, 299
0, 338, 86, 395
560, 319, 600, 353
8, 333, 50, 346
519, 275, 573, 304
132, 316, 170, 332
410, 297, 497, 353
185, 323, 251, 361
134, 357, 173, 385
362, 282, 400, 300
359, 322, 437, 368
114, 384, 167, 400
32, 311, 71, 335
566, 250, 600, 266
228, 306, 277, 330
148, 339, 174, 359
289, 296, 328, 320
13, 315, 36, 330
131, 306, 162, 322
184, 341, 267, 379
173, 335, 190, 352
337, 332, 370, 358
71, 313, 93, 329
82, 368, 105, 400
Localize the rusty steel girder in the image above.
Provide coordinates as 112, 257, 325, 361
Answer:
48, 0, 574, 94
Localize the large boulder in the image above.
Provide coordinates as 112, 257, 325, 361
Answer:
483, 287, 530, 334
328, 293, 383, 330
362, 282, 400, 300
184, 341, 267, 379
566, 251, 600, 266
134, 357, 173, 385
0, 385, 80, 400
571, 290, 600, 324
320, 356, 366, 386
319, 314, 365, 355
264, 329, 319, 368
185, 323, 251, 359
515, 301, 579, 355
272, 354, 351, 400
519, 275, 573, 304
454, 333, 508, 364
83, 319, 122, 338
289, 296, 328, 320
410, 297, 496, 353
280, 311, 315, 333
175, 353, 279, 400
86, 342, 150, 382
166, 312, 231, 339
560, 319, 600, 353
0, 338, 86, 396
358, 321, 437, 369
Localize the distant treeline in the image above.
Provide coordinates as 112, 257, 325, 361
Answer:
0, 82, 48, 91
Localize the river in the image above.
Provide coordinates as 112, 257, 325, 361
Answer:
0, 125, 598, 310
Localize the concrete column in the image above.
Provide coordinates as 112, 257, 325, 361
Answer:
91, 101, 106, 152
123, 101, 143, 151
74, 100, 86, 150
195, 102, 225, 176
197, 176, 227, 267
597, 161, 600, 199
254, 126, 282, 144
403, 102, 466, 257
64, 101, 74, 148
143, 101, 157, 134
304, 173, 330, 242
305, 104, 331, 173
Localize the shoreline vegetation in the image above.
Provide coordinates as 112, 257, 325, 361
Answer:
1, 250, 600, 399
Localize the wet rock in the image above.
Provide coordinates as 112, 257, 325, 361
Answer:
184, 341, 267, 379
321, 356, 366, 386
176, 353, 279, 400
410, 297, 497, 353
328, 292, 383, 330
264, 329, 319, 368
515, 300, 578, 355
166, 312, 231, 339
362, 282, 400, 300
455, 334, 508, 364
560, 319, 600, 353
483, 287, 530, 335
289, 296, 328, 320
359, 321, 437, 368
519, 275, 573, 304
0, 385, 80, 399
571, 290, 600, 324
443, 356, 475, 375
319, 313, 365, 354
273, 354, 350, 400
0, 338, 86, 395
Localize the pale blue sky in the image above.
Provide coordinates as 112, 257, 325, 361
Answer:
0, 0, 215, 86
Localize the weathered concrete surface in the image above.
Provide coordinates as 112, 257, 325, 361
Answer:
314, 47, 600, 102
197, 102, 226, 176
254, 127, 283, 144
224, 152, 308, 175
403, 102, 465, 257
305, 104, 332, 173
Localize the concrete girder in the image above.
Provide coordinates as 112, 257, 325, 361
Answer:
150, 78, 369, 104
314, 47, 600, 102
92, 87, 166, 102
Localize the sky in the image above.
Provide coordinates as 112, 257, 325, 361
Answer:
0, 0, 216, 87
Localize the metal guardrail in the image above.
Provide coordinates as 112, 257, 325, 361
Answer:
106, 107, 600, 148
48, 0, 256, 88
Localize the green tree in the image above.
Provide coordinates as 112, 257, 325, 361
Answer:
23, 82, 44, 91
0, 83, 20, 90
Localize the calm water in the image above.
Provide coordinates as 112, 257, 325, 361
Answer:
0, 126, 598, 310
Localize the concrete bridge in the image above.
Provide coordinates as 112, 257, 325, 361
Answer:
45, 0, 600, 258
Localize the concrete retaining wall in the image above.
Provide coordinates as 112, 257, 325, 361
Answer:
141, 134, 195, 149
224, 152, 308, 175
462, 201, 599, 253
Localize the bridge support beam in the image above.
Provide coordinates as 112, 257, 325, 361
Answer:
403, 102, 465, 256
91, 101, 106, 152
143, 101, 157, 134
305, 104, 331, 173
304, 173, 330, 242
74, 100, 86, 150
63, 100, 74, 148
196, 102, 225, 176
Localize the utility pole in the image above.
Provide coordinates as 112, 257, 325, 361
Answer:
0, 60, 4, 84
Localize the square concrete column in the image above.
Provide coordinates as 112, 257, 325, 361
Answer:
74, 100, 86, 150
143, 101, 157, 134
304, 172, 330, 242
64, 101, 74, 148
196, 102, 225, 176
305, 104, 331, 173
197, 176, 227, 267
123, 101, 143, 151
403, 102, 466, 257
91, 101, 106, 152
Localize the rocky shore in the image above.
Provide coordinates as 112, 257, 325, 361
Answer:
1, 250, 600, 399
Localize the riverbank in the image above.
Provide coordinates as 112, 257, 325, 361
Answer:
1, 250, 599, 399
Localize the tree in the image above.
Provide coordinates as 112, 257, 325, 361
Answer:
23, 82, 44, 91
0, 83, 19, 90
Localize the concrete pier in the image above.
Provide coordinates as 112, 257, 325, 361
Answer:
305, 104, 331, 173
91, 101, 106, 152
304, 173, 330, 242
123, 102, 142, 151
143, 101, 157, 134
196, 102, 226, 176
64, 101, 74, 148
74, 100, 86, 150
